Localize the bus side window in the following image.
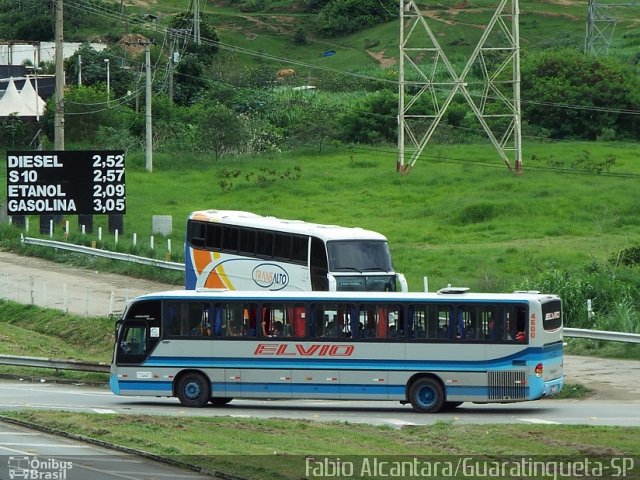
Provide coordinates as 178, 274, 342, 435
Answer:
459, 306, 480, 340
515, 305, 527, 343
503, 307, 521, 341
188, 302, 208, 336
408, 305, 425, 339
387, 306, 403, 338
244, 304, 258, 336
290, 306, 306, 338
261, 304, 295, 337
358, 306, 377, 339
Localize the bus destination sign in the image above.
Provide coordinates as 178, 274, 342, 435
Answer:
6, 150, 126, 215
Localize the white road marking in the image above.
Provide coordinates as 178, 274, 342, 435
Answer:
92, 408, 117, 414
384, 419, 416, 428
519, 418, 561, 425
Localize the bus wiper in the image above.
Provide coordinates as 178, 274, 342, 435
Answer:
362, 268, 387, 272
335, 267, 362, 273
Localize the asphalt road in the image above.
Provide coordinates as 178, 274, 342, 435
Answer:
0, 421, 210, 480
0, 378, 639, 427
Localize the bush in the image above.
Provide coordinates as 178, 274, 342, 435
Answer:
521, 50, 640, 140
338, 90, 397, 144
317, 0, 396, 37
517, 263, 640, 331
611, 245, 640, 267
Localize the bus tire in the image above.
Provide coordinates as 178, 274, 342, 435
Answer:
443, 401, 463, 410
210, 397, 232, 407
408, 377, 444, 413
176, 372, 210, 408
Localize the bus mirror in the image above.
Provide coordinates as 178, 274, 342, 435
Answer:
397, 273, 408, 292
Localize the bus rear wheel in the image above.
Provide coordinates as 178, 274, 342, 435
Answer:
408, 377, 444, 413
210, 397, 232, 407
176, 372, 210, 408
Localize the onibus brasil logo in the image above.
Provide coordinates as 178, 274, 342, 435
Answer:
8, 456, 73, 479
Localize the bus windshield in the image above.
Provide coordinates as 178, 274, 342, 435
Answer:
327, 240, 393, 272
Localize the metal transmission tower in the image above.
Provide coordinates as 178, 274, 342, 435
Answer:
585, 1, 639, 55
397, 0, 522, 174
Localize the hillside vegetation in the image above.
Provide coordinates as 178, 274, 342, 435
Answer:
1, 1, 639, 332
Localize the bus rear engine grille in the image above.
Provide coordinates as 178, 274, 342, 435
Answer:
488, 370, 528, 400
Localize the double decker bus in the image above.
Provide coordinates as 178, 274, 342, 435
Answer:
185, 210, 407, 292
110, 288, 564, 413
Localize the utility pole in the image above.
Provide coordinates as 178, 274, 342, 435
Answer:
54, 0, 64, 150
144, 41, 153, 172
168, 30, 177, 103
167, 29, 187, 103
193, 0, 201, 45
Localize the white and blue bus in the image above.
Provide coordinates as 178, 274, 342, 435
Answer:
185, 210, 407, 292
110, 288, 563, 413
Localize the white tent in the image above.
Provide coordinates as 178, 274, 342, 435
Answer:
0, 78, 24, 117
19, 77, 46, 118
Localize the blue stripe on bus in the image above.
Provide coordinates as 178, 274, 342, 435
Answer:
141, 347, 561, 371
115, 381, 498, 397
116, 380, 173, 392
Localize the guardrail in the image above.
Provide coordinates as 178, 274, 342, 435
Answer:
0, 329, 638, 374
23, 237, 185, 271
564, 328, 640, 344
0, 354, 110, 373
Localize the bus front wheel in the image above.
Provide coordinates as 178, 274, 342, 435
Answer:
176, 372, 210, 408
408, 377, 444, 413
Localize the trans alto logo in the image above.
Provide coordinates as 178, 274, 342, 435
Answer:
252, 264, 289, 290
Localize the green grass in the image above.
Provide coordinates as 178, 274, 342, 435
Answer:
3, 141, 638, 294
2, 411, 639, 479
0, 301, 112, 384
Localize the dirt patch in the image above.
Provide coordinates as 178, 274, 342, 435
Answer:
366, 50, 396, 68
118, 33, 151, 55
563, 355, 640, 401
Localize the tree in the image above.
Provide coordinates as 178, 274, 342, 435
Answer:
0, 114, 34, 149
65, 44, 136, 99
317, 0, 396, 37
338, 90, 397, 144
42, 85, 135, 142
190, 103, 244, 160
521, 50, 640, 140
289, 102, 339, 152
173, 54, 208, 106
